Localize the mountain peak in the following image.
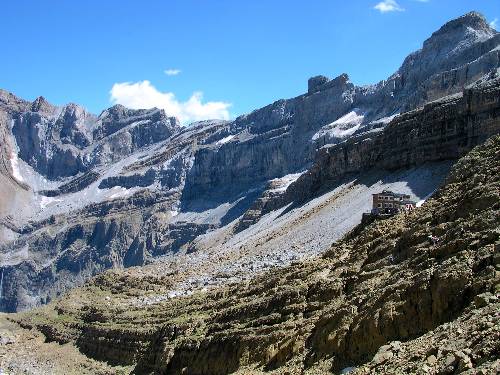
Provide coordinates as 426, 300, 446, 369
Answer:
442, 11, 494, 34
451, 11, 490, 30
31, 96, 56, 114
423, 11, 496, 51
0, 89, 30, 114
308, 73, 351, 94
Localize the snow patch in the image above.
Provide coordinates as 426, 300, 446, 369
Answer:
10, 150, 24, 183
370, 113, 399, 125
216, 135, 235, 145
269, 172, 305, 192
331, 110, 365, 126
313, 109, 365, 141
108, 186, 135, 199
8, 136, 60, 192
40, 196, 62, 209
416, 188, 437, 207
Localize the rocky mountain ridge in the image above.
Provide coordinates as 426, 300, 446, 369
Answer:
0, 11, 499, 313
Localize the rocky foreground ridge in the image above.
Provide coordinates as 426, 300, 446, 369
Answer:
3, 133, 498, 374
0, 12, 498, 313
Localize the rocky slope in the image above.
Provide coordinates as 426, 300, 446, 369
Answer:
5, 134, 499, 374
0, 12, 499, 313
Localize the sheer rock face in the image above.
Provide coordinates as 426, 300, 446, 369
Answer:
284, 74, 500, 205
182, 72, 356, 201
0, 12, 499, 312
10, 102, 180, 179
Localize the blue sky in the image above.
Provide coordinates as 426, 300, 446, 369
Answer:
2, 0, 498, 123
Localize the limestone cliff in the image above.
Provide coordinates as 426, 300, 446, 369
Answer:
285, 72, 500, 204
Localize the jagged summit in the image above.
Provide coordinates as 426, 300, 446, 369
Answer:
58, 102, 91, 122
30, 96, 54, 113
0, 89, 30, 115
305, 12, 498, 125
422, 11, 497, 52
307, 73, 351, 94
98, 103, 128, 118
98, 103, 178, 123
432, 11, 496, 37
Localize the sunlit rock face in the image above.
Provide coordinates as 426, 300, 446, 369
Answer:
0, 12, 499, 312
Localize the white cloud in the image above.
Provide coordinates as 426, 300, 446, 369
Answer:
490, 18, 498, 30
110, 80, 231, 124
164, 69, 181, 76
374, 0, 404, 13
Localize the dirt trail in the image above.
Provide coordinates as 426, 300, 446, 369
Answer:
0, 314, 128, 374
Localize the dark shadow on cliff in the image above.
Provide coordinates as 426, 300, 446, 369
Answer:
276, 161, 454, 220
219, 188, 263, 226
179, 179, 266, 217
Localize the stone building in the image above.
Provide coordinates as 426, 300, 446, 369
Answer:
371, 190, 416, 215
